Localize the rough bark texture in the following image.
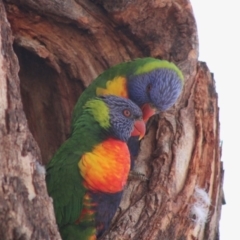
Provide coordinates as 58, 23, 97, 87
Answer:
0, 0, 223, 239
0, 1, 61, 239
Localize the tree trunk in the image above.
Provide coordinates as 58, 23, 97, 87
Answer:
0, 2, 61, 239
0, 0, 223, 239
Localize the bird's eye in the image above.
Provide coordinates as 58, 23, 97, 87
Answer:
146, 84, 152, 92
123, 109, 131, 117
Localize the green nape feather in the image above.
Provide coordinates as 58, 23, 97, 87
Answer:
83, 98, 110, 129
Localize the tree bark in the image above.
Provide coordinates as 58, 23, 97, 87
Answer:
0, 1, 61, 239
0, 0, 223, 239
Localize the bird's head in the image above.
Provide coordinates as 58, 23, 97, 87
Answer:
85, 95, 146, 142
127, 60, 184, 122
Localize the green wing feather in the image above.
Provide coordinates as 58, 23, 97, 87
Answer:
46, 139, 86, 228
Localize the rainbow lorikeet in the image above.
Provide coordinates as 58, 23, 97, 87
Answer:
71, 57, 184, 168
46, 95, 145, 240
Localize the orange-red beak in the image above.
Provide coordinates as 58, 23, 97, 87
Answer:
131, 119, 146, 140
141, 103, 156, 122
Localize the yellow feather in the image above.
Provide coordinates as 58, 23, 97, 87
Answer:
96, 76, 128, 98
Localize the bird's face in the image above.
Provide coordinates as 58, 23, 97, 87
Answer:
102, 96, 146, 142
127, 68, 183, 122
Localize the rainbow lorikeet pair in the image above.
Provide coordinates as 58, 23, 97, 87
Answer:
46, 57, 184, 239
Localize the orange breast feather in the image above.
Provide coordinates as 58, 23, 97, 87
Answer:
79, 138, 130, 193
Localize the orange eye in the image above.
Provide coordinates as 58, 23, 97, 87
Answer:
123, 109, 131, 117
147, 84, 152, 92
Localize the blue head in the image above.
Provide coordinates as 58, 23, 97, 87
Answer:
100, 95, 145, 142
127, 67, 184, 120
